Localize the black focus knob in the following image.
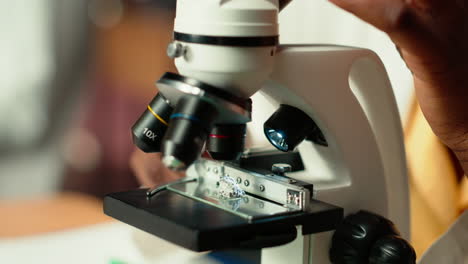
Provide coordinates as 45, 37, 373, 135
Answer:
369, 235, 416, 264
329, 211, 415, 264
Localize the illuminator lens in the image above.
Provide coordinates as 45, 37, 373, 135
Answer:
264, 104, 327, 152
265, 128, 289, 152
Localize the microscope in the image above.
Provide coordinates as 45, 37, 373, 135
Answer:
104, 0, 413, 263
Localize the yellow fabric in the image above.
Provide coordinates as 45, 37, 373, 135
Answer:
405, 100, 467, 257
461, 178, 468, 211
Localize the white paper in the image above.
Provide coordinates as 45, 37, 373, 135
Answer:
0, 222, 199, 264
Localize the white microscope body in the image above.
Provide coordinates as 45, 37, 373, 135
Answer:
172, 0, 409, 263
255, 46, 409, 263
104, 1, 410, 263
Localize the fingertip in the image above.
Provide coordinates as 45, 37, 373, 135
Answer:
327, 0, 360, 13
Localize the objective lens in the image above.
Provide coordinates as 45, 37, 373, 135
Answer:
264, 104, 327, 152
162, 95, 218, 171
132, 93, 174, 153
207, 124, 247, 161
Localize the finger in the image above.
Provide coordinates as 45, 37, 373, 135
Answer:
130, 148, 185, 188
328, 0, 407, 32
328, 0, 446, 76
327, 0, 426, 47
130, 148, 161, 187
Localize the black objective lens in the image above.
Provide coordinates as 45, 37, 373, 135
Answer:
162, 95, 218, 170
207, 124, 246, 161
264, 104, 327, 152
132, 93, 174, 153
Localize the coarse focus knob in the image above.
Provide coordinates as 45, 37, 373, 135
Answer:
272, 163, 292, 175
369, 235, 416, 264
329, 211, 415, 264
167, 42, 185, 58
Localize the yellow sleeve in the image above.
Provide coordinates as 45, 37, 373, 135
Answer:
405, 99, 464, 257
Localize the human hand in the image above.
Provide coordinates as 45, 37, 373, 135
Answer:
130, 148, 185, 188
329, 0, 468, 174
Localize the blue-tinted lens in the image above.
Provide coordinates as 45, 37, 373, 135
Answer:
265, 128, 289, 152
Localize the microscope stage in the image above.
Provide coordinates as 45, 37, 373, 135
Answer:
104, 188, 342, 252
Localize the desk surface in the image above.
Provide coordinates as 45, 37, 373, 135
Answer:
0, 192, 110, 238
0, 193, 200, 264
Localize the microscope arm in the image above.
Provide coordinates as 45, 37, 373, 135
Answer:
260, 45, 409, 237
253, 45, 410, 263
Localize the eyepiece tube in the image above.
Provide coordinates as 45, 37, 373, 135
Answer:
162, 95, 218, 171
132, 93, 174, 153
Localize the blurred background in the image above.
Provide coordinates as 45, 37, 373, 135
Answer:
0, 0, 414, 200
0, 0, 177, 198
0, 0, 466, 262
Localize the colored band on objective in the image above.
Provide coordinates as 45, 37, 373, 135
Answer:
170, 113, 201, 123
147, 105, 169, 126
209, 134, 232, 139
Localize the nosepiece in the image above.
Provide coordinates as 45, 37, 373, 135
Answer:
148, 73, 252, 172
